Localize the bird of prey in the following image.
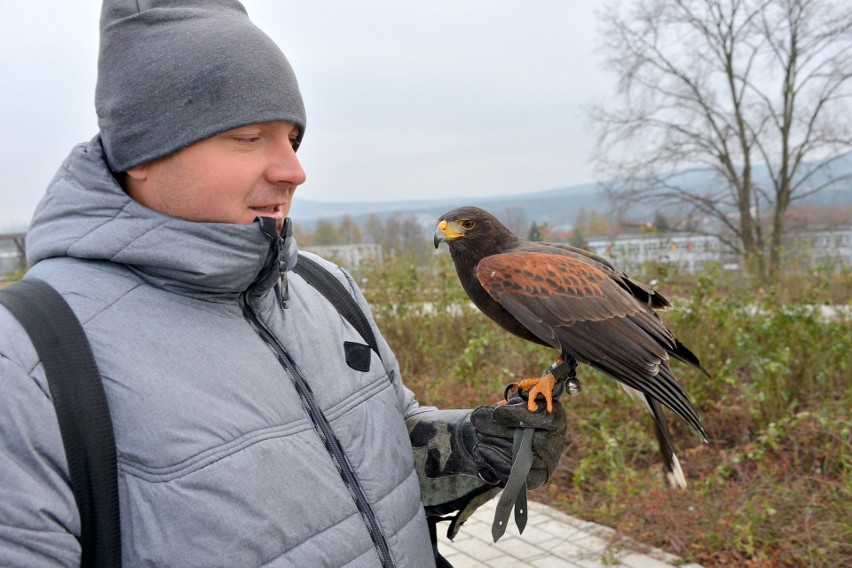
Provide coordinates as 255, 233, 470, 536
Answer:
434, 206, 708, 488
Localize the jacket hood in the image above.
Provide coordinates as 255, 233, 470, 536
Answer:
26, 136, 298, 300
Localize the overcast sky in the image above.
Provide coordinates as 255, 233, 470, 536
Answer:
0, 1, 616, 229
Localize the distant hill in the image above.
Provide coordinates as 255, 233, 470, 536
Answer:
288, 181, 606, 230
289, 151, 852, 230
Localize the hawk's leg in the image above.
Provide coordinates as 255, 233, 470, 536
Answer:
551, 356, 581, 397
505, 356, 580, 413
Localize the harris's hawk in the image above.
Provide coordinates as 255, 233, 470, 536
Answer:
434, 206, 708, 488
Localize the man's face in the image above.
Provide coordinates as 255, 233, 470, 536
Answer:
125, 121, 306, 232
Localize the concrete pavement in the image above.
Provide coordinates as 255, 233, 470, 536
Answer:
436, 499, 702, 568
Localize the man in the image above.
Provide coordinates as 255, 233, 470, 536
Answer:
0, 1, 567, 566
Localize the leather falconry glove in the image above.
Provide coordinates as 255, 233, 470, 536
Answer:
407, 395, 567, 519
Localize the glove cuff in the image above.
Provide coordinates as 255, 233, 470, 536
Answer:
407, 410, 497, 513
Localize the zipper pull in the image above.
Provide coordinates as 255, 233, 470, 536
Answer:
279, 257, 290, 309
279, 218, 294, 309
277, 235, 290, 309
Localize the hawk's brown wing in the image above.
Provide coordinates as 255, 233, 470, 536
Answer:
476, 251, 667, 341
476, 251, 701, 432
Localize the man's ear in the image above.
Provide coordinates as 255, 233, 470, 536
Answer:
125, 164, 149, 181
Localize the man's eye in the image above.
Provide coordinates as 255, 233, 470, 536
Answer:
290, 138, 300, 151
234, 136, 261, 144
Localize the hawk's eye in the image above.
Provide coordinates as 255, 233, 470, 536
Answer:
460, 219, 475, 230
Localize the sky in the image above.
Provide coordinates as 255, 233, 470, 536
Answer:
0, 1, 616, 230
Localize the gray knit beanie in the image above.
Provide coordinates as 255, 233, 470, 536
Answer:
96, 0, 306, 172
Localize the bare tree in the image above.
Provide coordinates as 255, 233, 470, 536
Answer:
363, 213, 385, 246
593, 0, 852, 280
293, 222, 317, 248
12, 234, 26, 265
313, 218, 341, 246
337, 214, 363, 245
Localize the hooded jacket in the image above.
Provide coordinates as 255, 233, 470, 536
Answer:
0, 136, 435, 567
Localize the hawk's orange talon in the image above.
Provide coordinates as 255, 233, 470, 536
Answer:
511, 373, 557, 413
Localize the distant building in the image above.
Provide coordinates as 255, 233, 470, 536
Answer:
785, 228, 852, 268
585, 228, 852, 274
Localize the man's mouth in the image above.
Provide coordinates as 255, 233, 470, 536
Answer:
251, 205, 283, 215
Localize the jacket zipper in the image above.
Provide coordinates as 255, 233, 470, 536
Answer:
240, 294, 396, 568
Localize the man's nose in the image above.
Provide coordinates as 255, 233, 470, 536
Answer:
267, 140, 307, 186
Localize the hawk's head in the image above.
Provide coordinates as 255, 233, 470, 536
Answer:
433, 206, 515, 255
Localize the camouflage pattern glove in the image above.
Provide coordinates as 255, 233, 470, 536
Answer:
407, 396, 567, 517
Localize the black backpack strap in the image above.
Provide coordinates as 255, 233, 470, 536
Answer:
291, 254, 380, 357
0, 279, 121, 568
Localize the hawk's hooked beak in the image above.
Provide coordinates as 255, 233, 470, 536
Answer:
434, 220, 464, 248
